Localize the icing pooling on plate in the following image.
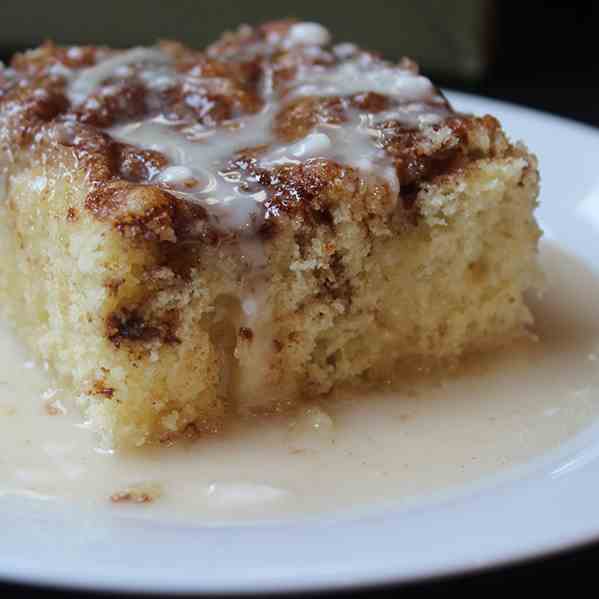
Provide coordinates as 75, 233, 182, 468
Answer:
1, 243, 599, 521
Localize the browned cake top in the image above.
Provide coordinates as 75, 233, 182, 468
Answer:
0, 20, 503, 242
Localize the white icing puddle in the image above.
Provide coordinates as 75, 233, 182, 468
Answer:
1, 242, 599, 522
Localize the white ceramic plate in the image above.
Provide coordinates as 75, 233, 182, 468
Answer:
3, 91, 599, 595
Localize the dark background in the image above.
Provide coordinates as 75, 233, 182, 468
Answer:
1, 0, 598, 126
1, 0, 598, 596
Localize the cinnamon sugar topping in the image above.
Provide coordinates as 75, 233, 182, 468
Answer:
0, 21, 489, 240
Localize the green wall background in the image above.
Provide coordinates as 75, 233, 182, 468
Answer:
0, 0, 492, 79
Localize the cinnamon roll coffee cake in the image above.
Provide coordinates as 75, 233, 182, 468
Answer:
0, 21, 542, 447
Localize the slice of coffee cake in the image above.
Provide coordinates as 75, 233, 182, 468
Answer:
0, 21, 542, 447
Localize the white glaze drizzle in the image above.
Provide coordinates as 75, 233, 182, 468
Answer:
258, 132, 333, 167
107, 57, 444, 216
69, 26, 450, 231
108, 110, 273, 231
283, 22, 331, 48
67, 47, 172, 103
291, 59, 434, 102
258, 112, 400, 192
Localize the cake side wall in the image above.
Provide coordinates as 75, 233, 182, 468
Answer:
263, 148, 542, 394
0, 149, 227, 447
368, 150, 542, 377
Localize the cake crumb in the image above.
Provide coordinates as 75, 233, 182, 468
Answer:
41, 387, 67, 415
110, 481, 162, 504
44, 399, 66, 416
302, 406, 334, 432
